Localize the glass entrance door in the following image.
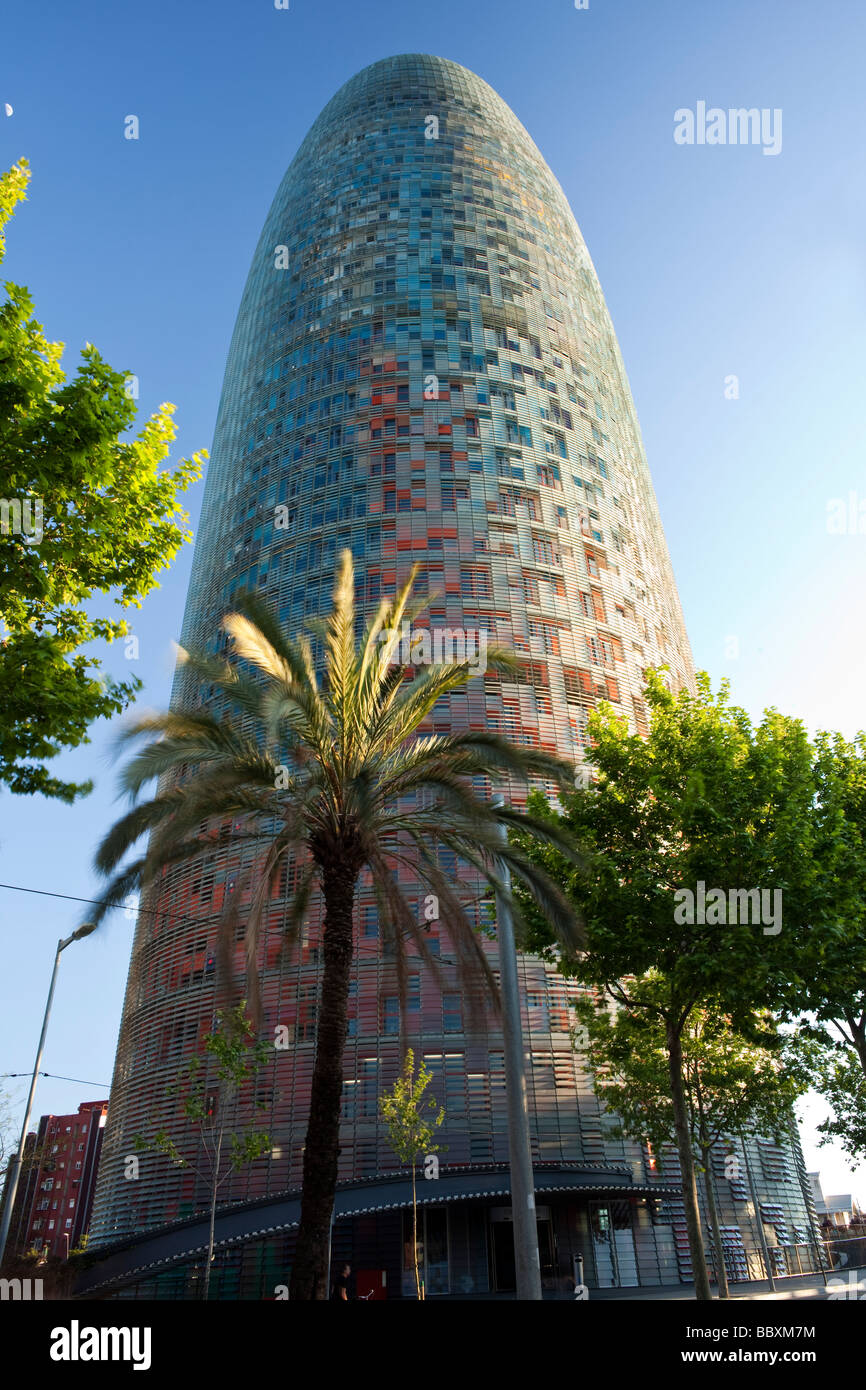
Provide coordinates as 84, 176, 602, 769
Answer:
589, 1200, 639, 1287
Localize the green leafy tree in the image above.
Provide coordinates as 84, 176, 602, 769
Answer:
513, 671, 815, 1300
578, 987, 812, 1297
134, 1002, 271, 1300
93, 550, 581, 1299
380, 1049, 445, 1300
0, 160, 204, 800
786, 733, 866, 1112
815, 1053, 866, 1164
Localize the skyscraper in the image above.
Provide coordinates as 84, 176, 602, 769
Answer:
85, 55, 816, 1298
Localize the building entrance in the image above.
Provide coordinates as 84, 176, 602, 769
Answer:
489, 1205, 555, 1291
589, 1199, 638, 1287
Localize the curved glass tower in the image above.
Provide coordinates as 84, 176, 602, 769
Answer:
87, 55, 815, 1298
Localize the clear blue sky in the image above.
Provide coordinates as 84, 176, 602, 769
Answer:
2, 0, 865, 1203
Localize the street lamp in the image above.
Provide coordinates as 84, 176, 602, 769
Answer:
0, 923, 96, 1268
492, 797, 543, 1300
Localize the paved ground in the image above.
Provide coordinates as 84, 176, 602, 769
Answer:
586, 1266, 866, 1301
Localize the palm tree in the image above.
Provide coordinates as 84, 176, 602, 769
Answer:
91, 550, 582, 1299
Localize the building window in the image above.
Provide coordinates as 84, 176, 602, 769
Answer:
532, 536, 557, 566
537, 463, 561, 489
443, 993, 462, 1033
529, 620, 560, 656
402, 1206, 449, 1297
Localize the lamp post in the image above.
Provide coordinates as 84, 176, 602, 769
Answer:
0, 923, 96, 1269
492, 797, 542, 1300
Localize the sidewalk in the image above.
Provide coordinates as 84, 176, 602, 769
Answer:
587, 1266, 866, 1301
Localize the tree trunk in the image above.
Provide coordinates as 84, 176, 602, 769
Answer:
850, 1016, 866, 1076
412, 1165, 423, 1300
700, 1143, 730, 1299
203, 1126, 223, 1302
289, 860, 358, 1300
665, 1020, 712, 1300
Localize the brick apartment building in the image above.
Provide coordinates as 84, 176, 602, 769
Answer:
10, 1100, 108, 1259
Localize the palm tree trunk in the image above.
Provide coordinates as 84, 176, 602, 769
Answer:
289, 861, 358, 1300
665, 1020, 712, 1301
700, 1144, 730, 1299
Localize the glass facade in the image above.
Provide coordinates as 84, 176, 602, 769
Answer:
87, 55, 815, 1295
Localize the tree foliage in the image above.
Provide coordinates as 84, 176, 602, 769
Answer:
134, 1002, 271, 1299
381, 1048, 445, 1300
512, 670, 816, 1299
815, 1053, 866, 1164
791, 733, 866, 1067
381, 1049, 445, 1169
578, 989, 811, 1160
0, 159, 204, 800
578, 989, 813, 1297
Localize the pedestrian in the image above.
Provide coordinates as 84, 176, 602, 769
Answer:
331, 1262, 351, 1301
